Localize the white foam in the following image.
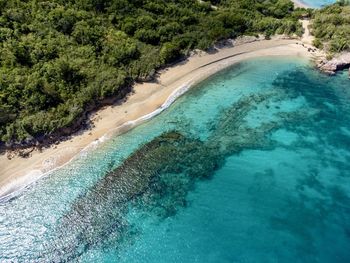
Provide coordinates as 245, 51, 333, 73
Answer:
127, 82, 192, 125
0, 170, 43, 203
0, 80, 194, 203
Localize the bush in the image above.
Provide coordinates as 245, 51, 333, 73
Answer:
160, 42, 181, 64
311, 4, 350, 53
0, 0, 303, 144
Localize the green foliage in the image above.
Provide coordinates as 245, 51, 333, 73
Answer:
0, 0, 302, 144
312, 38, 323, 49
160, 42, 181, 64
311, 3, 350, 53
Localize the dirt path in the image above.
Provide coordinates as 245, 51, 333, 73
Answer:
301, 20, 314, 45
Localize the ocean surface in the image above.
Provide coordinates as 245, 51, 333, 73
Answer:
299, 0, 335, 8
1, 57, 350, 262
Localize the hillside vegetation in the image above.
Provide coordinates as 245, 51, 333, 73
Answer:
0, 0, 302, 145
311, 2, 350, 53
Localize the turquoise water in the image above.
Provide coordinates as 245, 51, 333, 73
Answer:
1, 57, 350, 262
299, 0, 335, 8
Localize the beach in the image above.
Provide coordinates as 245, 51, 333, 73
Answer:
5, 0, 350, 260
0, 36, 320, 201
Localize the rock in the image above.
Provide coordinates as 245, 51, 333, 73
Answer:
18, 147, 35, 158
319, 52, 350, 74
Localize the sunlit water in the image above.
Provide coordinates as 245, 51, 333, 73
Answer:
299, 0, 335, 8
1, 57, 350, 262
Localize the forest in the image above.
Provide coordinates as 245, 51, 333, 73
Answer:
311, 1, 350, 53
0, 0, 302, 145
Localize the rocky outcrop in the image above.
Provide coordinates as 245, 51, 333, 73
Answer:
318, 52, 350, 75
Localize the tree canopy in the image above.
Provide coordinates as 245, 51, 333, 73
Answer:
0, 0, 302, 145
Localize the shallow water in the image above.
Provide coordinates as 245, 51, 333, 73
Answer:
299, 0, 335, 8
1, 57, 350, 262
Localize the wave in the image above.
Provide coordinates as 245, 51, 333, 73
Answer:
0, 80, 194, 203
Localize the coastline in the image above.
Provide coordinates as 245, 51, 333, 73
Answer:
0, 37, 319, 201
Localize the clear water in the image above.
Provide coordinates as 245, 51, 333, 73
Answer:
298, 0, 335, 8
1, 57, 350, 262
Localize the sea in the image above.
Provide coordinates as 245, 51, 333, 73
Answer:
1, 57, 350, 262
299, 0, 335, 8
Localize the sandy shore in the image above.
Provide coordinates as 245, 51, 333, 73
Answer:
0, 36, 321, 201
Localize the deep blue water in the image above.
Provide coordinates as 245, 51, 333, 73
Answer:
1, 57, 350, 262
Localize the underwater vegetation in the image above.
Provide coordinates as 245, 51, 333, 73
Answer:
3, 58, 350, 262
41, 89, 314, 262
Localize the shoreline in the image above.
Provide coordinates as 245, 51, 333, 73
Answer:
0, 37, 320, 202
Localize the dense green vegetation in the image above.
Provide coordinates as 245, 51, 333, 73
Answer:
311, 1, 350, 53
0, 0, 302, 145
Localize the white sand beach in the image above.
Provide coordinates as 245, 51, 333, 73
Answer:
0, 34, 322, 200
